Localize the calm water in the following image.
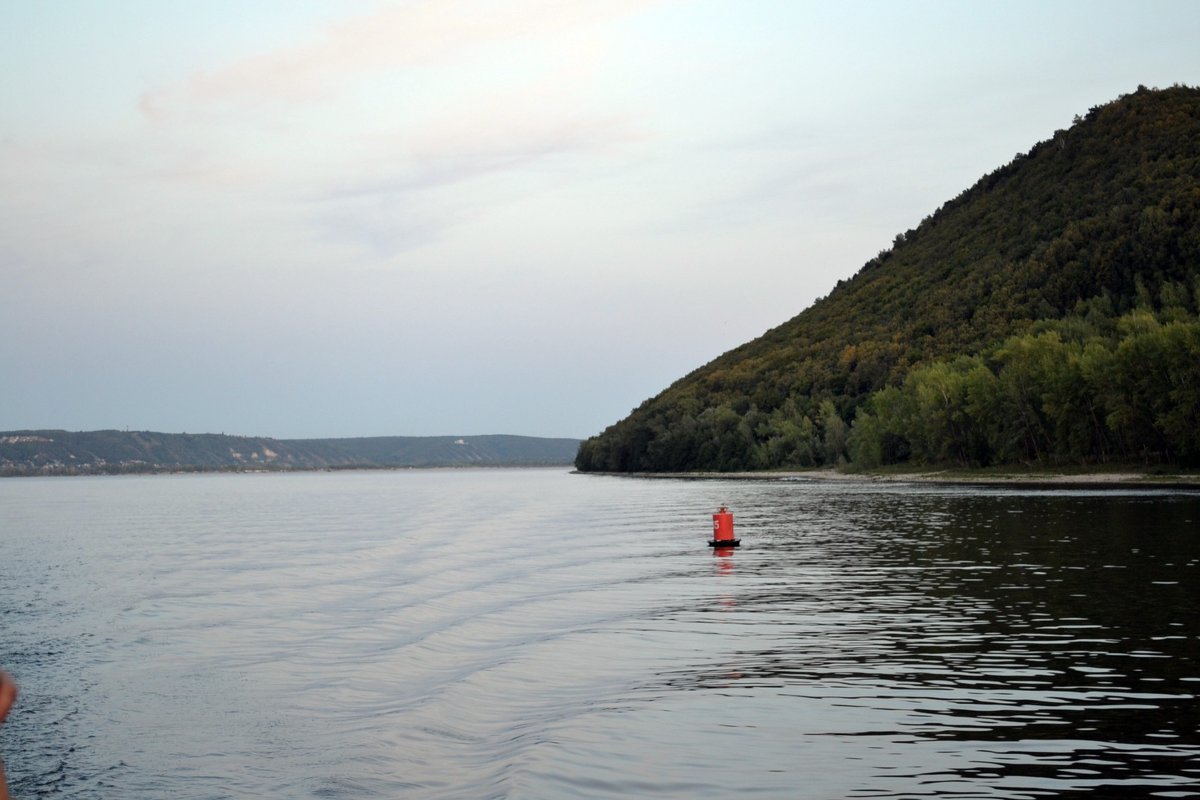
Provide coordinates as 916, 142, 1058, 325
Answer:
1, 469, 1198, 799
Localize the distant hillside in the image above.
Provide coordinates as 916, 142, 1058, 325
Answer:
0, 430, 580, 476
577, 84, 1200, 472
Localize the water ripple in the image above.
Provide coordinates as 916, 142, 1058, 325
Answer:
2, 471, 1198, 798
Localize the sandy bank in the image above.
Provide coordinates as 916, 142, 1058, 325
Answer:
581, 468, 1200, 490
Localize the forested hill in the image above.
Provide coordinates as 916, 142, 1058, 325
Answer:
0, 431, 580, 476
577, 84, 1200, 472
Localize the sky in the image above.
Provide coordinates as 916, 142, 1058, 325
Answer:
2, 1, 1198, 440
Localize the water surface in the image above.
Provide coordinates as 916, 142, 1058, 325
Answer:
1, 470, 1198, 798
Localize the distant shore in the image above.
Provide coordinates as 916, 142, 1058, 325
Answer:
580, 468, 1200, 490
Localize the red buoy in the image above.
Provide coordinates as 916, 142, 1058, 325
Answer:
708, 504, 740, 547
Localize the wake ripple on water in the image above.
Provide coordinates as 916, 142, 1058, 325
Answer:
2, 471, 1199, 798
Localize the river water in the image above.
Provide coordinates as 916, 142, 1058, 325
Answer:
1, 469, 1198, 798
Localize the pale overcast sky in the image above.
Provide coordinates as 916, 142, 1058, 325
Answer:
2, 1, 1198, 439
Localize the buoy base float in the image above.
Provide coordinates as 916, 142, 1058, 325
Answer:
709, 505, 739, 547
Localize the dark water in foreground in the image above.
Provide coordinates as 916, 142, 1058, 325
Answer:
1, 469, 1198, 799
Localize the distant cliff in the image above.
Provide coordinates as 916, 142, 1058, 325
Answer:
0, 430, 581, 476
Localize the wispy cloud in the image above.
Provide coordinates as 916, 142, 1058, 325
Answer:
328, 112, 643, 199
307, 110, 645, 256
140, 0, 672, 119
131, 0, 667, 256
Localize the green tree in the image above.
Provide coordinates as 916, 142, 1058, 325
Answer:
818, 400, 849, 465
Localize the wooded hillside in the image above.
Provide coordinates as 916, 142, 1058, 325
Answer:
577, 85, 1200, 472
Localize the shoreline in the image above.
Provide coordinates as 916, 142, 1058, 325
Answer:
579, 468, 1200, 490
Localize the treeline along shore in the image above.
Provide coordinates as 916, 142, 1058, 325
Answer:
0, 430, 581, 476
